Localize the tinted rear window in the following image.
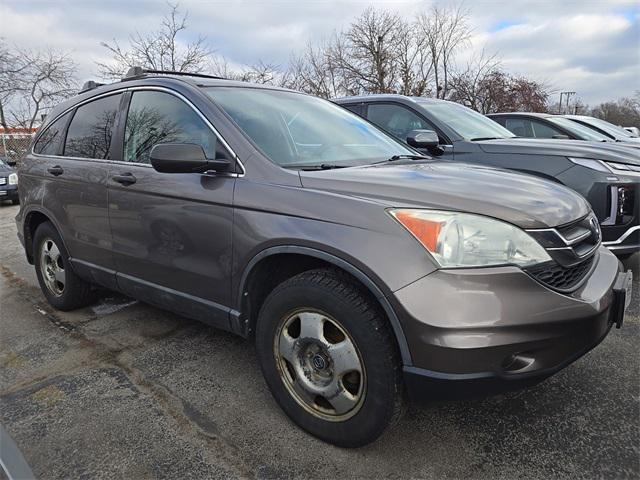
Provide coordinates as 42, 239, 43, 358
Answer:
64, 94, 122, 159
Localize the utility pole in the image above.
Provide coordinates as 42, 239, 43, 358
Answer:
559, 92, 563, 114
560, 91, 575, 114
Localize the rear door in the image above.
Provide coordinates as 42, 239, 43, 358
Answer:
30, 93, 123, 289
108, 88, 236, 329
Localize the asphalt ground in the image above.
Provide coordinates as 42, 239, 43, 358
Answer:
0, 203, 638, 479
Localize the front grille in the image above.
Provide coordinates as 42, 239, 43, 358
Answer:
525, 214, 601, 293
525, 255, 595, 292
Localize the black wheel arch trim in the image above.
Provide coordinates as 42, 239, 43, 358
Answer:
235, 245, 414, 366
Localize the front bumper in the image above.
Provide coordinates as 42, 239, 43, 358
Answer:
602, 225, 639, 256
392, 247, 630, 401
0, 184, 18, 201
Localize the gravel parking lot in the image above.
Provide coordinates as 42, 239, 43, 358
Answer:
0, 203, 638, 479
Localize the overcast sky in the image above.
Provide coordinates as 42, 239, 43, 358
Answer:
1, 0, 638, 105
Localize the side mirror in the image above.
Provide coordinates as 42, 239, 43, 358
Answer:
150, 143, 230, 174
407, 129, 442, 155
407, 129, 439, 149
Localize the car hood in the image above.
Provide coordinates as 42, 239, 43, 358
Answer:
299, 161, 590, 229
476, 138, 640, 166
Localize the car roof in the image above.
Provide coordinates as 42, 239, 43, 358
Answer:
40, 72, 304, 130
488, 112, 554, 118
334, 94, 456, 106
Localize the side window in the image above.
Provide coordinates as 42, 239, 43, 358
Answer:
530, 120, 563, 139
341, 104, 363, 117
123, 90, 224, 164
504, 118, 534, 137
64, 94, 122, 159
33, 111, 71, 156
367, 104, 437, 142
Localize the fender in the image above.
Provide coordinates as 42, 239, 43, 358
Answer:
19, 204, 70, 264
235, 245, 414, 366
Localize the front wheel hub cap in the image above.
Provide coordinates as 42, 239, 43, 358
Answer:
274, 310, 366, 421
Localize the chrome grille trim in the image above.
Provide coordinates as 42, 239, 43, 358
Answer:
526, 213, 601, 268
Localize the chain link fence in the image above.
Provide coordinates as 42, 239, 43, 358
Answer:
1, 133, 34, 165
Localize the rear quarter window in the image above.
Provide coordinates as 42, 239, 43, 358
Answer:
33, 112, 72, 156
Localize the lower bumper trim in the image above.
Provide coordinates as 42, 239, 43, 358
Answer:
403, 314, 618, 402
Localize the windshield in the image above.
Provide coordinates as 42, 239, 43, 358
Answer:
577, 117, 638, 139
205, 87, 415, 167
418, 101, 515, 140
548, 117, 611, 141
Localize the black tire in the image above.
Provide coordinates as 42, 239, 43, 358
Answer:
33, 221, 96, 310
617, 253, 634, 261
11, 199, 19, 205
255, 268, 406, 447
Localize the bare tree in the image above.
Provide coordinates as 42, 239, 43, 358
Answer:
0, 39, 30, 129
1, 44, 77, 129
590, 94, 640, 128
417, 4, 471, 99
448, 50, 501, 112
287, 38, 354, 98
331, 7, 405, 94
286, 7, 434, 98
450, 60, 549, 114
97, 3, 212, 79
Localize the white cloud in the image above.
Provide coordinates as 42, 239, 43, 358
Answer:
1, 0, 638, 104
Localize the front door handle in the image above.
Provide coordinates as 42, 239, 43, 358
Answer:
112, 173, 137, 186
47, 166, 64, 176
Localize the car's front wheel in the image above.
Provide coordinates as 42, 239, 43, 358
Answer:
33, 221, 96, 310
256, 268, 405, 447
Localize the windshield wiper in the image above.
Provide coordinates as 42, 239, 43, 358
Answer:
470, 136, 503, 141
373, 154, 431, 164
286, 163, 349, 171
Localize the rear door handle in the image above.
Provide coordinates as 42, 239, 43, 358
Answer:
47, 166, 64, 176
112, 173, 137, 186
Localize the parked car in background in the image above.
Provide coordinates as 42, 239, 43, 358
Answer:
488, 112, 617, 143
0, 157, 19, 205
563, 115, 640, 144
334, 95, 640, 258
16, 68, 633, 446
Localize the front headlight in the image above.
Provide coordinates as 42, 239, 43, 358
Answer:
8, 173, 18, 185
390, 209, 551, 268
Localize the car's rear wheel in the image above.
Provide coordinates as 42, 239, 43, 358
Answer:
12, 199, 19, 205
33, 221, 96, 310
256, 268, 405, 447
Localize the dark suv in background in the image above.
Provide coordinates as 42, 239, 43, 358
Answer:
0, 157, 19, 205
335, 95, 640, 258
17, 69, 632, 446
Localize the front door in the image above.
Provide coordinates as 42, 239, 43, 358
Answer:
365, 102, 454, 159
108, 89, 236, 329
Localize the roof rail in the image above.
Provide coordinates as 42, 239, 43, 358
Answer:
79, 80, 106, 93
122, 66, 225, 81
